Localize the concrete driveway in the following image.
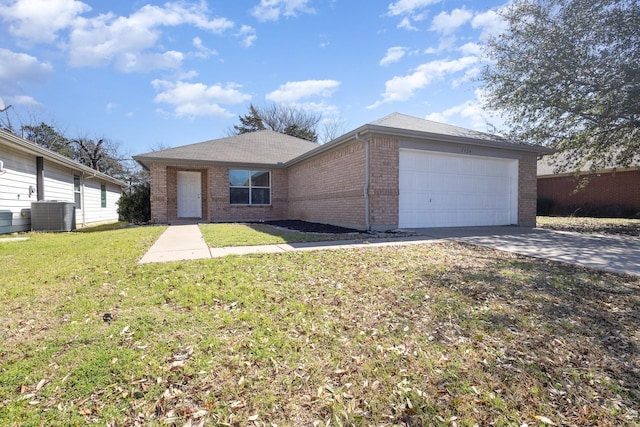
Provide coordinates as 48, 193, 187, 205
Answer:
413, 226, 640, 276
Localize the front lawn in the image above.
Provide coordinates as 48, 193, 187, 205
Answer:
199, 222, 362, 247
1, 226, 639, 426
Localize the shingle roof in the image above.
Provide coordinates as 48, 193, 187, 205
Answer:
135, 113, 552, 169
134, 130, 319, 168
369, 113, 551, 153
369, 113, 506, 142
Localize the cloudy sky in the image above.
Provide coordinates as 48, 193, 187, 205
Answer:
0, 0, 509, 155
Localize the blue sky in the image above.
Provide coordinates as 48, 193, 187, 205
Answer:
0, 0, 509, 156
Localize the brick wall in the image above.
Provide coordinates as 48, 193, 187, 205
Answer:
288, 140, 367, 229
538, 169, 640, 213
368, 136, 399, 230
150, 162, 168, 223
518, 152, 538, 227
209, 165, 289, 222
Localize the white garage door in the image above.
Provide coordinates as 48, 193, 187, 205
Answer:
399, 149, 518, 228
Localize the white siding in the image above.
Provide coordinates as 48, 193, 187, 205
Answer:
0, 146, 123, 234
82, 179, 121, 226
0, 147, 38, 233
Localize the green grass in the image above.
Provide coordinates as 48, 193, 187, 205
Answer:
199, 222, 361, 247
1, 224, 639, 426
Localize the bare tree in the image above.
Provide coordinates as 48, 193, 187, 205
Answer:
231, 103, 322, 142
319, 118, 348, 144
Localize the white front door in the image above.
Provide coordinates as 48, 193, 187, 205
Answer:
177, 171, 202, 218
399, 149, 518, 228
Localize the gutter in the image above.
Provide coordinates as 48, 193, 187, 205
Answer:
355, 132, 371, 231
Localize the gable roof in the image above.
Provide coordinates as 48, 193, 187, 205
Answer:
287, 112, 552, 166
134, 130, 319, 169
0, 128, 128, 187
367, 113, 552, 152
134, 113, 552, 170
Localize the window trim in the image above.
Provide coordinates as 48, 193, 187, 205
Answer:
100, 184, 107, 208
73, 175, 82, 209
229, 169, 271, 206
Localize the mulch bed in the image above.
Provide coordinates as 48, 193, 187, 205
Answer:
250, 220, 360, 234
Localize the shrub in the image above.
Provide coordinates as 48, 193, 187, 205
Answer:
118, 182, 150, 223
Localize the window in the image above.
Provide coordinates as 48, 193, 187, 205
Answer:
101, 184, 106, 208
229, 170, 270, 205
73, 175, 81, 209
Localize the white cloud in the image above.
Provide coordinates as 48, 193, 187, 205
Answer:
397, 16, 418, 31
266, 80, 340, 103
425, 88, 502, 130
192, 37, 218, 59
459, 42, 483, 56
431, 8, 472, 34
238, 25, 257, 48
152, 80, 251, 118
368, 56, 478, 109
0, 0, 90, 43
0, 48, 53, 91
117, 51, 184, 73
251, 0, 315, 22
9, 95, 43, 107
387, 0, 441, 16
471, 9, 507, 41
380, 47, 408, 66
67, 2, 234, 71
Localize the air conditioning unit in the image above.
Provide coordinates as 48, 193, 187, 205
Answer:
31, 201, 76, 232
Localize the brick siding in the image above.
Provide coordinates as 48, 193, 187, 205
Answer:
148, 138, 540, 229
538, 169, 640, 213
518, 152, 538, 227
209, 166, 288, 222
368, 135, 399, 230
288, 140, 367, 229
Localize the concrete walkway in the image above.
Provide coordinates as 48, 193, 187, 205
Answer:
139, 224, 640, 277
138, 225, 438, 264
139, 224, 211, 264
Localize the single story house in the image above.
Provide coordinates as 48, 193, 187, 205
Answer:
538, 155, 640, 216
134, 113, 551, 231
0, 128, 128, 234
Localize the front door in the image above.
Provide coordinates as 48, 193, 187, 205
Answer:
177, 171, 202, 218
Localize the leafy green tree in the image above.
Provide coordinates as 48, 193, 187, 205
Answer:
21, 122, 75, 158
481, 0, 640, 172
233, 104, 266, 134
231, 103, 321, 142
117, 181, 150, 223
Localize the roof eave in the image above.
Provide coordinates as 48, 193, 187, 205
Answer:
132, 155, 287, 170
285, 123, 553, 167
0, 129, 128, 188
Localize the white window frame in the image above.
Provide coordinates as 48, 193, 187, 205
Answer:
229, 170, 271, 205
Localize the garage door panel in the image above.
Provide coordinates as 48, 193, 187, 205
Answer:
399, 149, 518, 228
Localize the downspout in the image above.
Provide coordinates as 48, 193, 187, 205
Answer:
36, 157, 44, 200
355, 132, 371, 231
81, 173, 86, 227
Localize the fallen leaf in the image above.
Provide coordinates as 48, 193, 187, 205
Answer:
248, 414, 259, 421
35, 379, 47, 391
533, 415, 556, 425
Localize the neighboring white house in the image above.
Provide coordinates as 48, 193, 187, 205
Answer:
0, 128, 128, 234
